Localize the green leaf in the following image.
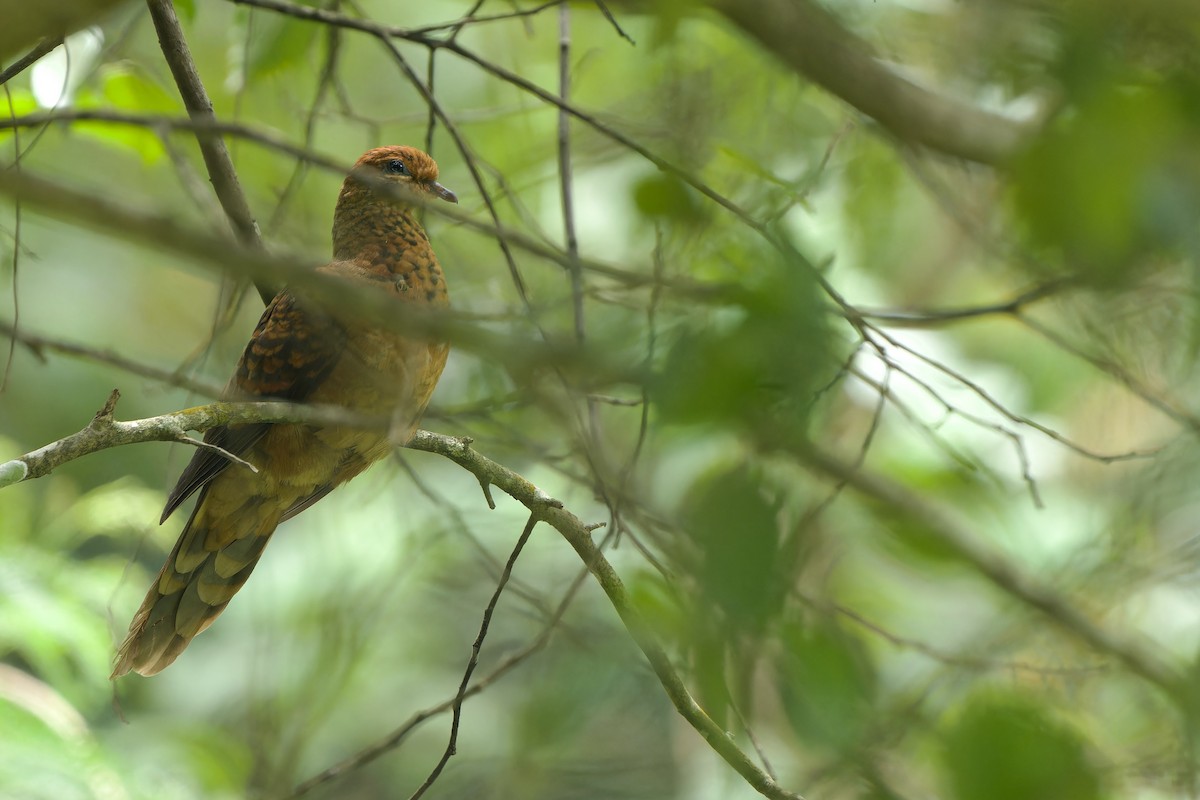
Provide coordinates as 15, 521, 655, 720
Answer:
777, 618, 876, 751
652, 246, 833, 436
72, 67, 179, 162
99, 66, 177, 114
237, 12, 319, 81
941, 693, 1102, 800
684, 462, 783, 632
0, 88, 37, 117
1012, 78, 1200, 284
0, 89, 39, 146
633, 172, 706, 223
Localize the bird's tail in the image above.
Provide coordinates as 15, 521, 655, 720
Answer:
112, 492, 283, 677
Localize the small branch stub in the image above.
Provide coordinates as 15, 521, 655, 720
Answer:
93, 389, 121, 425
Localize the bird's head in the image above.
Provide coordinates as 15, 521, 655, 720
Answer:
348, 145, 458, 205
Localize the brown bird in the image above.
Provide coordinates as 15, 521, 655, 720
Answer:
112, 145, 457, 677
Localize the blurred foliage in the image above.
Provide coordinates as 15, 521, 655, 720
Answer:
3, 1, 1200, 799
940, 692, 1101, 800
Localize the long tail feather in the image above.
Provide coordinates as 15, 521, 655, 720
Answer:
112, 492, 282, 677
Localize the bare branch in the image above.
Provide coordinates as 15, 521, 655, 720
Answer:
174, 432, 259, 473
1018, 312, 1200, 435
856, 280, 1071, 327
407, 513, 537, 799
798, 444, 1184, 700
405, 431, 807, 800
0, 166, 649, 382
1, 391, 806, 800
387, 0, 568, 37
711, 0, 1037, 164
0, 36, 61, 86
0, 395, 385, 487
145, 0, 274, 303
0, 318, 226, 397
0, 109, 344, 170
290, 550, 600, 798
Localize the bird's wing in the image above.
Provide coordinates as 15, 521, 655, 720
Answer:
160, 290, 347, 522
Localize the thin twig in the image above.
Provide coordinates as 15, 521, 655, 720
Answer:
407, 513, 538, 799
557, 5, 584, 345
0, 112, 730, 295
288, 545, 600, 798
0, 319, 227, 397
861, 320, 1164, 464
1, 84, 21, 392
266, 1, 343, 234
815, 596, 1108, 677
1018, 312, 1200, 435
405, 0, 564, 35
856, 279, 1070, 327
593, 0, 635, 44
0, 36, 62, 86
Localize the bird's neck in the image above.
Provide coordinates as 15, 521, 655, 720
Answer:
329, 180, 448, 306
331, 181, 428, 265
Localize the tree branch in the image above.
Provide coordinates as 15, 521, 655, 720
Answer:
711, 0, 1037, 164
0, 167, 579, 369
403, 431, 806, 800
0, 36, 61, 86
0, 144, 718, 297
0, 393, 386, 487
0, 395, 805, 800
798, 444, 1185, 700
0, 317, 227, 398
145, 0, 274, 304
407, 513, 537, 800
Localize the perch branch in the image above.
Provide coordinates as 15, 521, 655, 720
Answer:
0, 396, 805, 800
0, 394, 384, 488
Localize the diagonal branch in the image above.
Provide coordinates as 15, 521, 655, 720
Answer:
0, 317, 227, 397
0, 36, 61, 86
10, 392, 1184, 793
145, 0, 274, 303
405, 431, 806, 800
712, 0, 1036, 164
798, 444, 1185, 700
0, 394, 806, 800
0, 148, 721, 296
407, 513, 537, 800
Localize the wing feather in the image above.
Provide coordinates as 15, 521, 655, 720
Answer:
160, 291, 347, 522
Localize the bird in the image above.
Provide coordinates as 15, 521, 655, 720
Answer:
112, 145, 458, 677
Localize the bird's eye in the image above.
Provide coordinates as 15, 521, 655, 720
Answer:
384, 159, 409, 176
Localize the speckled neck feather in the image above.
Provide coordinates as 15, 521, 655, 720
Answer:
331, 178, 448, 307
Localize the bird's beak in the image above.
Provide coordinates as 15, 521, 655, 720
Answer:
430, 181, 458, 204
